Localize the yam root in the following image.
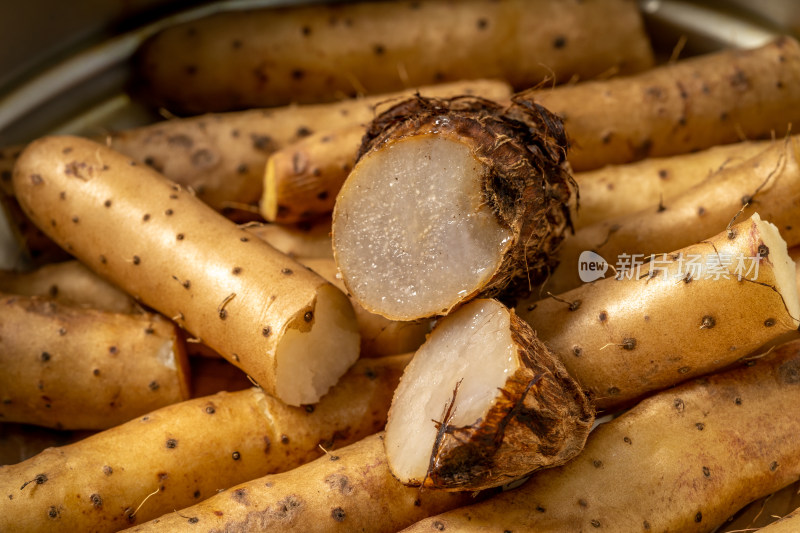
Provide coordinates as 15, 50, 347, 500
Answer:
518, 213, 800, 410
126, 433, 473, 533
332, 95, 573, 321
0, 355, 408, 531
526, 36, 800, 171
130, 0, 653, 113
384, 298, 593, 491
545, 135, 800, 294
572, 137, 776, 229
402, 338, 800, 532
12, 136, 360, 406
0, 293, 190, 429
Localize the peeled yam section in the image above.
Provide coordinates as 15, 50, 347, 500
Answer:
333, 96, 574, 321
384, 298, 594, 491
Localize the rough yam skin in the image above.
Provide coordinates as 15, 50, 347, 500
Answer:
421, 312, 594, 491
338, 95, 574, 312
126, 433, 474, 533
527, 36, 800, 171
130, 0, 654, 113
0, 294, 189, 430
520, 215, 800, 410
401, 339, 800, 532
0, 355, 408, 532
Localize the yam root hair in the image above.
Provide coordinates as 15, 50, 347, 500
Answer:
333, 94, 574, 321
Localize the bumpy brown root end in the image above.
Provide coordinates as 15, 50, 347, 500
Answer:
384, 299, 593, 491
333, 95, 574, 321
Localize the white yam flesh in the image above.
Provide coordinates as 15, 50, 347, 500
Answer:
333, 135, 512, 320
385, 298, 516, 484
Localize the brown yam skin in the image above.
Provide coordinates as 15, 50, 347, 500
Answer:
0, 294, 189, 430
421, 312, 594, 491
572, 138, 775, 229
0, 355, 408, 532
11, 136, 357, 403
262, 124, 364, 224
244, 221, 333, 260
335, 95, 574, 317
402, 339, 800, 532
519, 215, 798, 410
127, 433, 473, 533
131, 0, 653, 113
546, 136, 800, 294
0, 260, 140, 314
526, 36, 800, 171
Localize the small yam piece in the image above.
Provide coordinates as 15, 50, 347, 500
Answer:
131, 0, 653, 113
12, 136, 359, 406
332, 95, 573, 321
126, 433, 473, 533
0, 293, 189, 429
384, 298, 593, 491
262, 123, 363, 224
402, 338, 800, 532
519, 213, 800, 410
0, 355, 409, 531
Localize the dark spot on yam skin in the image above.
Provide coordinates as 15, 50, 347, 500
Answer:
674, 398, 685, 412
109, 346, 118, 355
236, 163, 248, 174
168, 134, 193, 148
301, 25, 311, 36
325, 474, 353, 495
695, 422, 705, 430
281, 434, 290, 444
591, 519, 601, 528
166, 438, 178, 448
264, 436, 271, 454
553, 35, 567, 48
678, 366, 691, 374
304, 311, 313, 322
758, 244, 769, 258
695, 512, 703, 523
262, 326, 271, 337
779, 358, 800, 384
764, 318, 776, 327
232, 266, 242, 275
232, 451, 241, 460
191, 149, 214, 168
165, 209, 174, 216
697, 206, 706, 216
31, 173, 43, 185
572, 346, 582, 357
623, 436, 632, 444
232, 38, 243, 48
0, 170, 10, 182
291, 69, 305, 80
48, 506, 60, 519
194, 490, 201, 498
149, 381, 160, 391
770, 461, 779, 471
91, 493, 103, 508
373, 44, 385, 55
622, 338, 636, 350
188, 517, 199, 523
132, 255, 141, 265
93, 369, 100, 376
700, 316, 715, 329
219, 309, 227, 320
281, 268, 293, 275
296, 126, 313, 138
317, 190, 329, 200
142, 214, 150, 221
331, 507, 346, 522
41, 352, 51, 362
729, 70, 749, 91
592, 460, 603, 468
185, 65, 197, 75
607, 387, 620, 396
658, 169, 669, 180
433, 521, 445, 531
103, 466, 113, 475
536, 505, 546, 512
601, 132, 612, 144
477, 17, 489, 29
598, 311, 607, 322
71, 216, 79, 224
144, 327, 154, 335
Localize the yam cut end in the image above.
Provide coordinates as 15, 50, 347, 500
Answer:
275, 284, 360, 406
334, 135, 512, 320
755, 213, 800, 328
384, 298, 593, 491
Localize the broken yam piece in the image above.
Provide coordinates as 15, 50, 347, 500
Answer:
384, 298, 593, 491
332, 96, 573, 321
